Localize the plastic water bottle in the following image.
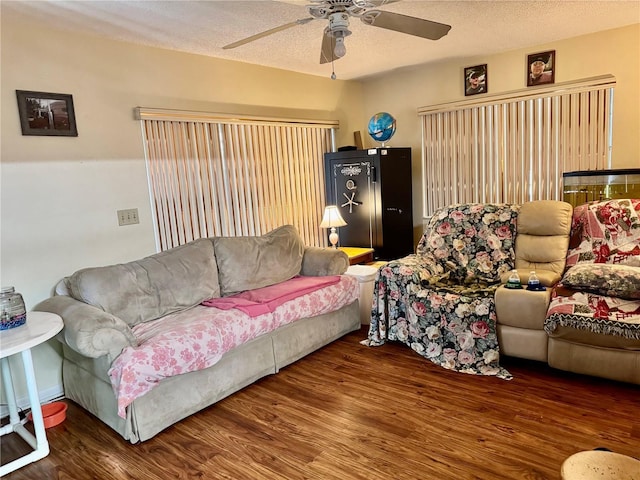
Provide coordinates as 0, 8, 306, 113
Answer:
505, 269, 523, 289
0, 286, 27, 330
527, 271, 542, 291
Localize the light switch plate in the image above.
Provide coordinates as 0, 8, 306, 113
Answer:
117, 208, 139, 226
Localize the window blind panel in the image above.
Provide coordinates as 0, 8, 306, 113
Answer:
423, 114, 435, 213
141, 114, 335, 250
301, 128, 321, 245
151, 121, 171, 251
489, 105, 499, 203
240, 124, 258, 236
157, 121, 180, 250
179, 123, 199, 245
434, 113, 446, 205
229, 123, 253, 235
298, 128, 313, 243
299, 129, 312, 242
272, 130, 284, 227
195, 123, 216, 238
243, 124, 263, 236
468, 109, 480, 204
443, 111, 454, 205
317, 129, 334, 245
455, 112, 467, 204
420, 78, 614, 217
207, 123, 226, 237
279, 127, 294, 230
605, 89, 614, 165
303, 128, 322, 245
176, 123, 191, 242
216, 123, 237, 236
144, 121, 168, 251
251, 124, 271, 231
282, 128, 297, 235
478, 107, 489, 204
261, 125, 278, 231
222, 124, 242, 235
221, 124, 240, 234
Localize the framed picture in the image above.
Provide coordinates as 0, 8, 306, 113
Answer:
464, 64, 487, 96
16, 90, 78, 136
526, 50, 555, 87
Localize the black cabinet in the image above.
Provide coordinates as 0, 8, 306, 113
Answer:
324, 147, 413, 260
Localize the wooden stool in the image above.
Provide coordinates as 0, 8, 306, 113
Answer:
561, 450, 640, 479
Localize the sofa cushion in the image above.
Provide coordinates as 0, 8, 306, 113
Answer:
67, 239, 219, 326
213, 225, 304, 296
514, 200, 572, 276
561, 264, 640, 300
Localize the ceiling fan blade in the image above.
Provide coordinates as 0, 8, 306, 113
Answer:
319, 28, 334, 64
223, 17, 314, 49
361, 10, 451, 40
360, 0, 401, 7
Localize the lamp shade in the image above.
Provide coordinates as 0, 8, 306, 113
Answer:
319, 205, 347, 228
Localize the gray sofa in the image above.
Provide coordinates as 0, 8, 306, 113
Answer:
35, 225, 360, 443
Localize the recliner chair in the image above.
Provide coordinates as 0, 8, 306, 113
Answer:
495, 200, 573, 361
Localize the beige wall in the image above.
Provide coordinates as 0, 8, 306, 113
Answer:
360, 24, 640, 242
0, 9, 365, 403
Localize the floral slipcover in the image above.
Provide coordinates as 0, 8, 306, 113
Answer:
545, 199, 640, 341
364, 203, 520, 380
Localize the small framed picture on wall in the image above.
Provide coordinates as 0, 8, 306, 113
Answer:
464, 64, 487, 96
16, 90, 78, 136
526, 50, 555, 87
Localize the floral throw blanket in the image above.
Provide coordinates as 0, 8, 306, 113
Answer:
363, 203, 520, 380
565, 198, 640, 267
545, 199, 640, 340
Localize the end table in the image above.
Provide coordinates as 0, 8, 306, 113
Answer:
0, 311, 63, 476
338, 247, 375, 265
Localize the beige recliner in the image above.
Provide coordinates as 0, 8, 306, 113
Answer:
495, 200, 573, 362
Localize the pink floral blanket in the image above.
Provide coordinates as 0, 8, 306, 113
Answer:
108, 275, 358, 418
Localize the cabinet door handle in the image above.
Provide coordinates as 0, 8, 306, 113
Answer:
371, 166, 377, 182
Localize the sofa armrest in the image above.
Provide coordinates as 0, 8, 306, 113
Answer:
300, 247, 349, 276
33, 296, 137, 360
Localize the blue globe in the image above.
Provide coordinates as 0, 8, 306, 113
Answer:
367, 112, 396, 144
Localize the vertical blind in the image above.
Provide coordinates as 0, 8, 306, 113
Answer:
136, 108, 337, 251
419, 75, 616, 217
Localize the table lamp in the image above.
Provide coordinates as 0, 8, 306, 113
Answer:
319, 205, 347, 248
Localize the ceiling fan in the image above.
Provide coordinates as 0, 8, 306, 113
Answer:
223, 0, 451, 64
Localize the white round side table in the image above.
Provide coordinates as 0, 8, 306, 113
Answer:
0, 311, 63, 476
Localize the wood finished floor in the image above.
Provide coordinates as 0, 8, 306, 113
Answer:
2, 326, 639, 480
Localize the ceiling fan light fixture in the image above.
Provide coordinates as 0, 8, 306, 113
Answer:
327, 12, 351, 60
334, 36, 347, 58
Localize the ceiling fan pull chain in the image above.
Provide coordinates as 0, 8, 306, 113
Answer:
331, 34, 337, 79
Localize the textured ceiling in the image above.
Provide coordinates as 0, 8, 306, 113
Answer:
4, 0, 640, 80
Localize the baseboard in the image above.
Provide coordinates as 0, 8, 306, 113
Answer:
0, 384, 65, 419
